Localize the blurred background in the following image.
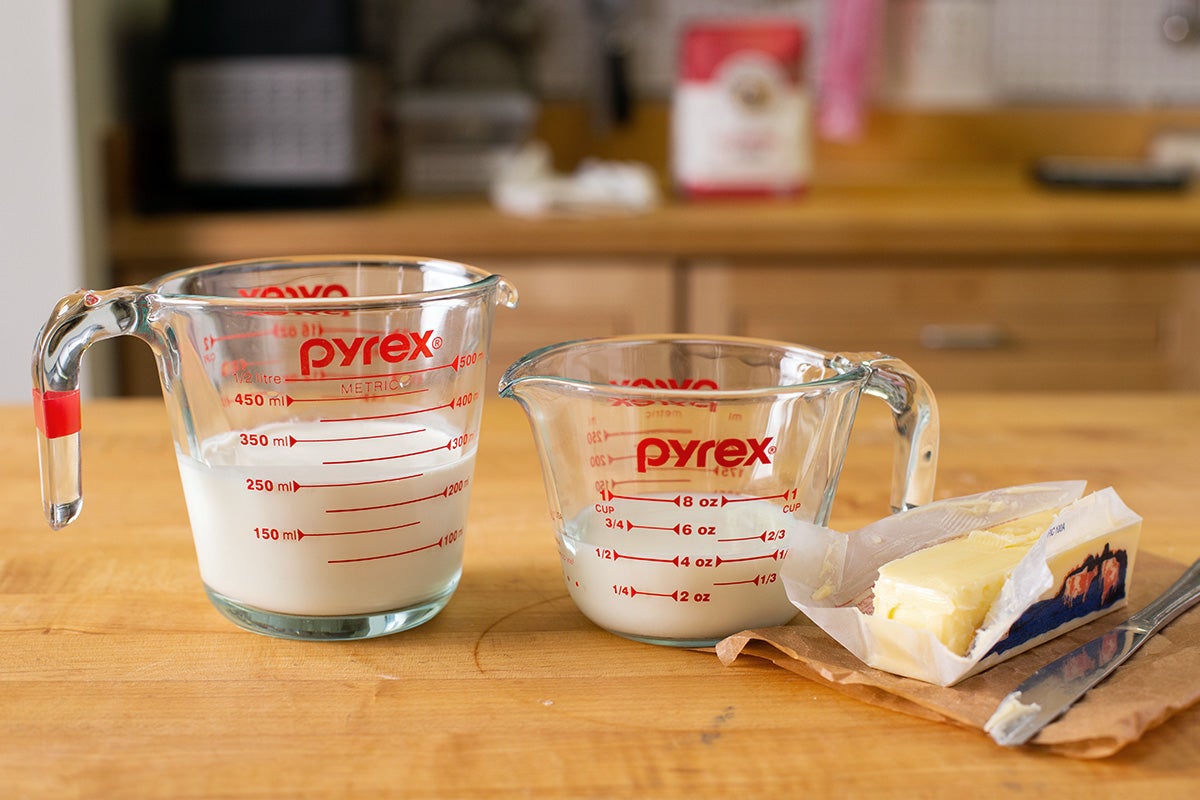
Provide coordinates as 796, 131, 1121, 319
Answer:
5, 0, 1200, 401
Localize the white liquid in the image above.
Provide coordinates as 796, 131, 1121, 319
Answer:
559, 495, 800, 642
176, 420, 475, 616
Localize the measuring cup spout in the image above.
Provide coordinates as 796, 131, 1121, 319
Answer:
496, 373, 537, 402
32, 286, 152, 529
496, 349, 563, 405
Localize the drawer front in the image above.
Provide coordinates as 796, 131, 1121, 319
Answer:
686, 261, 1193, 391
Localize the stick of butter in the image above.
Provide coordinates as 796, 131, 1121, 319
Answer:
872, 509, 1061, 656
778, 484, 1142, 685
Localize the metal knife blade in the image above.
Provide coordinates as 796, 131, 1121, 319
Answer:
985, 557, 1200, 747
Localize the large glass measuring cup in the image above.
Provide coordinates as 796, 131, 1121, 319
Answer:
499, 335, 939, 647
33, 256, 517, 640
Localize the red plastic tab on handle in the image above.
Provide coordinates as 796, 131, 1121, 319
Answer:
33, 388, 81, 439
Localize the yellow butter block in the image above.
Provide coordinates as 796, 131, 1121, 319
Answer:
872, 509, 1059, 656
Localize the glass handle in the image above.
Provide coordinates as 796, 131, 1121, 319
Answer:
858, 354, 940, 513
31, 287, 150, 529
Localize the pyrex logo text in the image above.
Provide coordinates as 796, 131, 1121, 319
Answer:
238, 284, 350, 299
299, 329, 439, 376
636, 436, 774, 473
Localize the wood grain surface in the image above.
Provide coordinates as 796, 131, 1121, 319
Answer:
2, 395, 1198, 798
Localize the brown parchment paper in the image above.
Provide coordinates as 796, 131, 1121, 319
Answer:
716, 552, 1200, 758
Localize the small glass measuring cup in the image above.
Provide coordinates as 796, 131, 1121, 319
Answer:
33, 255, 517, 640
499, 335, 939, 647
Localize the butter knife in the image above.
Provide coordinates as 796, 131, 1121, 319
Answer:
986, 556, 1200, 747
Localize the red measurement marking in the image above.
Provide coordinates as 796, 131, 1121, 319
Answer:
224, 358, 282, 374
718, 531, 785, 543
601, 428, 692, 439
714, 549, 788, 565
302, 325, 367, 335
326, 486, 453, 514
721, 492, 792, 505
298, 324, 360, 333
291, 473, 422, 491
286, 356, 465, 383
232, 359, 282, 370
322, 442, 451, 466
627, 521, 678, 533
635, 589, 679, 599
288, 428, 424, 446
320, 399, 458, 423
328, 539, 443, 564
302, 520, 421, 539
600, 489, 683, 505
713, 575, 773, 587
203, 331, 272, 349
286, 388, 427, 405
606, 456, 712, 471
606, 549, 680, 565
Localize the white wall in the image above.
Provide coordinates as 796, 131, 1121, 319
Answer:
0, 0, 86, 402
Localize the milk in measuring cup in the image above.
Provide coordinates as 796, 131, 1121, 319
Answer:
558, 494, 799, 643
176, 419, 475, 617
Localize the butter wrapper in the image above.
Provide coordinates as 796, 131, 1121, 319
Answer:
780, 482, 1142, 686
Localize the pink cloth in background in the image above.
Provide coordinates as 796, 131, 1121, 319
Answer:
819, 0, 882, 141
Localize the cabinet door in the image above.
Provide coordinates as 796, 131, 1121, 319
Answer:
466, 257, 678, 384
686, 259, 1197, 391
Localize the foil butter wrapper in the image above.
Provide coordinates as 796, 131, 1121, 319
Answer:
780, 482, 1143, 687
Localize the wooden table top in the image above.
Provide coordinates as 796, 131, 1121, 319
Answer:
2, 394, 1198, 798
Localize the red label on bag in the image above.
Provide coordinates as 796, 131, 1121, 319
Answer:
680, 22, 805, 83
33, 388, 81, 439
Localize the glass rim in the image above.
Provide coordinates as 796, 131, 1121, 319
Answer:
499, 334, 870, 399
146, 255, 503, 310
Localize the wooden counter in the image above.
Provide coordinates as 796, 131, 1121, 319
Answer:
109, 181, 1200, 264
2, 394, 1198, 797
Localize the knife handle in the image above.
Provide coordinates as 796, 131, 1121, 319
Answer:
1128, 557, 1200, 635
